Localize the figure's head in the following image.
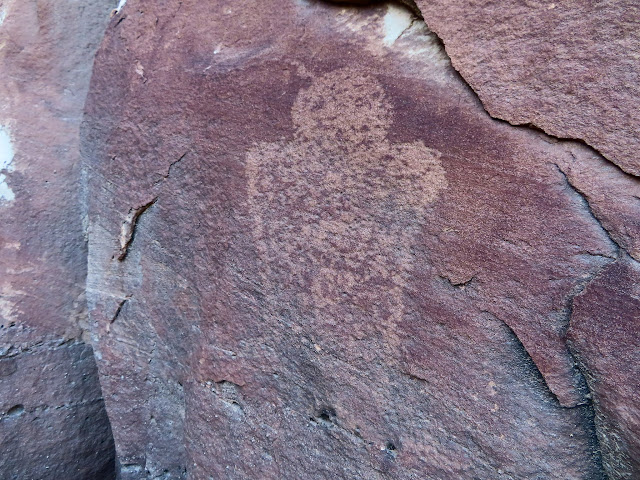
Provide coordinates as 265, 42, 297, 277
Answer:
292, 68, 391, 147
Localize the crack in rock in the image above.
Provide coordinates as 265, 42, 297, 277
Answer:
563, 282, 612, 480
117, 197, 157, 261
107, 295, 132, 333
155, 151, 189, 186
480, 310, 571, 407
554, 163, 627, 259
406, 1, 639, 179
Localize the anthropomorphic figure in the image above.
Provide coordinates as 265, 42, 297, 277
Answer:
246, 68, 447, 360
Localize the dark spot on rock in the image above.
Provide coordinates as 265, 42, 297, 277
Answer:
6, 404, 25, 417
310, 406, 337, 427
0, 358, 18, 377
319, 407, 336, 422
384, 441, 399, 459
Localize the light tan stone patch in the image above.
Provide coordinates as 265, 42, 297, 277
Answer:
246, 68, 447, 351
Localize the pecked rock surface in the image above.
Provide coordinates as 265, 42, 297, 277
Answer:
414, 0, 640, 176
83, 0, 639, 478
0, 0, 115, 478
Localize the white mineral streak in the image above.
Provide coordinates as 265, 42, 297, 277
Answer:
115, 0, 127, 14
382, 4, 413, 46
0, 127, 15, 203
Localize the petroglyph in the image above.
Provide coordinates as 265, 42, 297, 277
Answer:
246, 68, 446, 352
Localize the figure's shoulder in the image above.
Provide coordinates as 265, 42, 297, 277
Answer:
383, 141, 445, 180
245, 139, 302, 175
247, 137, 333, 175
384, 141, 448, 205
246, 139, 291, 158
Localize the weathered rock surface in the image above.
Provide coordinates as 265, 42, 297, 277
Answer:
414, 0, 640, 176
0, 342, 115, 479
83, 0, 639, 478
411, 1, 640, 476
568, 257, 640, 479
0, 0, 115, 477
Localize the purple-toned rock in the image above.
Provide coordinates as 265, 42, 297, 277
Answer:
0, 342, 115, 479
83, 0, 638, 478
0, 0, 115, 478
568, 257, 640, 479
411, 1, 640, 476
414, 0, 640, 176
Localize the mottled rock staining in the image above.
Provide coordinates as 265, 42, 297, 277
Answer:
0, 0, 115, 477
1, 0, 635, 478
82, 1, 639, 478
247, 68, 447, 359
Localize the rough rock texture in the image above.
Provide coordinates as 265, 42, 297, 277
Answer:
83, 1, 640, 478
0, 342, 115, 479
414, 0, 640, 176
0, 0, 116, 477
568, 257, 640, 479
410, 1, 640, 477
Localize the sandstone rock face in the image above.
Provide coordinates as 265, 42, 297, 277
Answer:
83, 0, 639, 478
411, 1, 640, 477
414, 0, 640, 176
0, 0, 115, 478
568, 257, 640, 479
0, 342, 115, 479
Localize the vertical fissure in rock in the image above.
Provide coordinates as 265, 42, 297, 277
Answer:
554, 164, 624, 257
564, 294, 611, 480
118, 198, 158, 261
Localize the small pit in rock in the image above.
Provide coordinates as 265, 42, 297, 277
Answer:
6, 404, 25, 417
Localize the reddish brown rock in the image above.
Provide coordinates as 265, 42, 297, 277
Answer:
83, 0, 638, 478
0, 0, 115, 477
568, 257, 640, 479
410, 2, 640, 476
414, 0, 640, 176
